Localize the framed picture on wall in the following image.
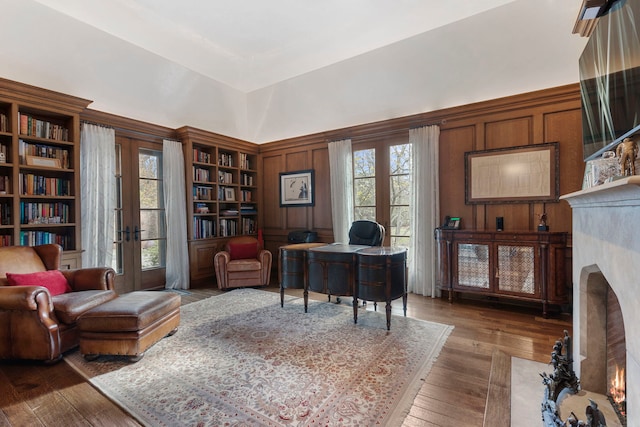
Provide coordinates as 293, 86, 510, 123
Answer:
279, 169, 314, 207
465, 142, 559, 204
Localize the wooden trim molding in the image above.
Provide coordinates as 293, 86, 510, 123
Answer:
0, 77, 92, 113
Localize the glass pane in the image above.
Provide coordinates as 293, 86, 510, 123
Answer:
497, 245, 535, 294
457, 243, 490, 289
139, 151, 161, 179
112, 242, 123, 274
354, 207, 376, 221
141, 239, 166, 270
354, 177, 375, 206
390, 175, 411, 205
115, 144, 122, 176
139, 179, 163, 209
140, 210, 166, 240
390, 144, 411, 175
390, 206, 410, 236
353, 149, 375, 177
391, 236, 410, 248
113, 209, 123, 241
115, 176, 122, 209
113, 144, 123, 274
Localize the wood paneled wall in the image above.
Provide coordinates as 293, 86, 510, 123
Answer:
259, 84, 584, 255
260, 140, 334, 257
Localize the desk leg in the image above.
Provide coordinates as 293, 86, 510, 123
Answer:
303, 261, 309, 313
386, 301, 392, 331
303, 287, 309, 313
353, 297, 358, 324
402, 292, 407, 317
280, 286, 284, 308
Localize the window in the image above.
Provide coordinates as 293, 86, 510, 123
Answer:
353, 148, 376, 221
389, 143, 411, 247
353, 136, 412, 247
138, 149, 166, 270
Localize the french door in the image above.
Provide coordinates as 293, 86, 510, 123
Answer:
352, 134, 412, 248
112, 136, 166, 294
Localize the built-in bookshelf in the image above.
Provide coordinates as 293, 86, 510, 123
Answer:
177, 126, 260, 282
0, 78, 89, 260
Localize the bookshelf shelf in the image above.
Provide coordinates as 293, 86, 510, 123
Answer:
0, 78, 89, 254
177, 126, 260, 283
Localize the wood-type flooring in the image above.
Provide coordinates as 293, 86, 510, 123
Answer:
0, 285, 571, 426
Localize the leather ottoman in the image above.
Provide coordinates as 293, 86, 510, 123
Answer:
78, 291, 180, 362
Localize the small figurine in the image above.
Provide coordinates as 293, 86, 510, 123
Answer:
538, 212, 548, 231
616, 137, 638, 176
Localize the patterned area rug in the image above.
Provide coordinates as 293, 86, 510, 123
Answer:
65, 288, 453, 426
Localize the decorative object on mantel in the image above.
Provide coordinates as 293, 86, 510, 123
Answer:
582, 151, 621, 189
540, 331, 614, 427
616, 137, 638, 176
538, 212, 549, 231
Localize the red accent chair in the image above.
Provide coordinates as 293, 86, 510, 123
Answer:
214, 236, 272, 290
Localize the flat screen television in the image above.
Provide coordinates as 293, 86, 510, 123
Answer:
579, 0, 640, 161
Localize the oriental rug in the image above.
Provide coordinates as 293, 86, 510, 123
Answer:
65, 288, 453, 427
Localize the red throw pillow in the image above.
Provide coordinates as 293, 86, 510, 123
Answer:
6, 270, 72, 296
228, 242, 258, 260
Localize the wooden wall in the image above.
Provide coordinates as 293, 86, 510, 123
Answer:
259, 84, 584, 257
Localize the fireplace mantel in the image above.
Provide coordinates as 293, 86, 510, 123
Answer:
562, 176, 640, 208
562, 176, 640, 423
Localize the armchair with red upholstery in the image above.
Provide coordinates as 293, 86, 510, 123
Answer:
214, 236, 272, 290
0, 244, 117, 363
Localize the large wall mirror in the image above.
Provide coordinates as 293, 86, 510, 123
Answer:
465, 142, 559, 204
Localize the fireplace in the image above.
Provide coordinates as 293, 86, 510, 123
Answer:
579, 270, 626, 422
562, 176, 640, 423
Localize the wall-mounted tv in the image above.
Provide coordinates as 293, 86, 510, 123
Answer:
579, 0, 640, 161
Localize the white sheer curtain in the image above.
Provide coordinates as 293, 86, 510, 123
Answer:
163, 139, 189, 290
409, 125, 440, 296
80, 123, 116, 268
328, 139, 354, 243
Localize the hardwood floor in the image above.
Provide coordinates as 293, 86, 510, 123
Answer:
0, 285, 571, 426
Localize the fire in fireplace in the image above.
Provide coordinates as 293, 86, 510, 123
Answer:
608, 366, 626, 423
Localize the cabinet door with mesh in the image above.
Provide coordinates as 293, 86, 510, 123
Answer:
456, 243, 490, 289
496, 245, 536, 295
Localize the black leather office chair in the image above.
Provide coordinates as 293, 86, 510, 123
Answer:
332, 220, 385, 305
348, 220, 385, 246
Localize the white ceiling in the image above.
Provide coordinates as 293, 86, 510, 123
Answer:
2, 0, 587, 143
33, 0, 521, 92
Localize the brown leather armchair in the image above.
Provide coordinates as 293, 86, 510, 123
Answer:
0, 244, 117, 363
214, 236, 272, 290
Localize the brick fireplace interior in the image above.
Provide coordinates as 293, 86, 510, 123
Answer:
580, 269, 626, 416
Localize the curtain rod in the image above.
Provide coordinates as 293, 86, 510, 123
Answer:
410, 119, 447, 130
332, 119, 447, 142
81, 120, 178, 143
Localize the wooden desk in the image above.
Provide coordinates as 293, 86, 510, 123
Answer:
305, 244, 368, 320
357, 246, 407, 330
280, 243, 409, 330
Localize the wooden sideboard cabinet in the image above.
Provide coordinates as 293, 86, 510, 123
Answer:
435, 229, 569, 316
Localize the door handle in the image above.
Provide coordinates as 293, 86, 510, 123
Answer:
117, 226, 130, 242
134, 226, 145, 241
